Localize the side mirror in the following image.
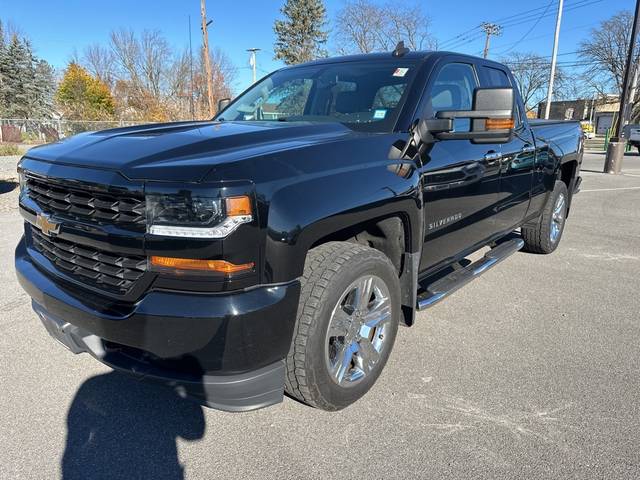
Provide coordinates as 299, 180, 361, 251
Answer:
217, 98, 231, 113
430, 88, 515, 144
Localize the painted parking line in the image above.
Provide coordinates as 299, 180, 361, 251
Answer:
580, 186, 640, 192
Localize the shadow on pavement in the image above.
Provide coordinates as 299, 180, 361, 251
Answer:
62, 371, 205, 480
0, 180, 18, 194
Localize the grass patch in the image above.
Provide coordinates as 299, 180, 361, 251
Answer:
0, 144, 21, 156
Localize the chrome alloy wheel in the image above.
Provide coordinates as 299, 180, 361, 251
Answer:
325, 275, 394, 387
550, 193, 566, 244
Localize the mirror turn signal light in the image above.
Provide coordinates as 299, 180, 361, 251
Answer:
485, 118, 515, 130
150, 256, 255, 274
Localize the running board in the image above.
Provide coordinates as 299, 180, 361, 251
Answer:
416, 238, 524, 310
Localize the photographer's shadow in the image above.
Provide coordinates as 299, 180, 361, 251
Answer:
62, 371, 205, 480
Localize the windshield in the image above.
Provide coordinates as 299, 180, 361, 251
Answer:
216, 60, 420, 132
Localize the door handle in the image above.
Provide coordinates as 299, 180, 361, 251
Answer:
484, 152, 502, 165
521, 144, 536, 154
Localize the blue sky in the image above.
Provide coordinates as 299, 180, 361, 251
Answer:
1, 0, 635, 93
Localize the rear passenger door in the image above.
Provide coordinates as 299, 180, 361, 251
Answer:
479, 64, 536, 232
418, 59, 503, 273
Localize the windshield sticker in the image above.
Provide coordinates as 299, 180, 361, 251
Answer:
373, 109, 387, 120
393, 68, 409, 77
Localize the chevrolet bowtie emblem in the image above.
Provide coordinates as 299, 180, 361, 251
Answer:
35, 214, 61, 237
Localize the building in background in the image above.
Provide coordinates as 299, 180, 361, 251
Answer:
538, 95, 620, 134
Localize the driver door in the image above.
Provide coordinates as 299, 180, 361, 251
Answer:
418, 60, 503, 273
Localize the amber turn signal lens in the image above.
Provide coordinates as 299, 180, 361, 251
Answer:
225, 196, 252, 217
150, 256, 254, 273
486, 118, 515, 130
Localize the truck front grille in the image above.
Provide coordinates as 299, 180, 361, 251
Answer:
30, 226, 147, 295
25, 175, 145, 225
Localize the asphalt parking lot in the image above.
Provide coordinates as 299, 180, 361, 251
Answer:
0, 152, 638, 479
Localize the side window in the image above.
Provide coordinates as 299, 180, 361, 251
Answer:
429, 63, 478, 132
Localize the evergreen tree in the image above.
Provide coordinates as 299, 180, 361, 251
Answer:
0, 32, 56, 119
0, 22, 6, 115
32, 59, 56, 118
1, 35, 31, 118
273, 0, 328, 65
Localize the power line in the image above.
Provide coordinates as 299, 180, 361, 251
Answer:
501, 0, 556, 54
499, 0, 601, 29
492, 21, 600, 54
438, 0, 603, 51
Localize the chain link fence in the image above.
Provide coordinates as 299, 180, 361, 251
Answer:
0, 118, 149, 145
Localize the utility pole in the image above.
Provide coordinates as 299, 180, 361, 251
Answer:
604, 0, 640, 174
247, 48, 261, 84
200, 0, 215, 117
481, 23, 502, 59
544, 0, 564, 120
625, 60, 640, 123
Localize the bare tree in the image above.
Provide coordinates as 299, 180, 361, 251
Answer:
109, 28, 171, 97
334, 0, 434, 54
109, 29, 142, 87
579, 10, 637, 95
107, 28, 236, 121
140, 30, 171, 97
386, 3, 434, 51
82, 44, 116, 88
501, 52, 568, 112
193, 47, 236, 118
335, 0, 385, 54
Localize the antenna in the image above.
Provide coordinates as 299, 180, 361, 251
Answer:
392, 41, 410, 57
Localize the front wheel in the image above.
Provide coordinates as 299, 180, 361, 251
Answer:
284, 242, 401, 411
522, 180, 569, 254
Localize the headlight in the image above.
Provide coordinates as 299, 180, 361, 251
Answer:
18, 171, 27, 193
146, 193, 253, 238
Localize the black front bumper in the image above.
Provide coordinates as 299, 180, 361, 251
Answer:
16, 238, 300, 412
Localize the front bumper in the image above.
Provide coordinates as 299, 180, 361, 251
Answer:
16, 238, 300, 412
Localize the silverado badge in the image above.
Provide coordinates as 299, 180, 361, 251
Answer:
35, 214, 60, 237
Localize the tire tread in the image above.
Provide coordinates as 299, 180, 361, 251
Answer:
284, 242, 395, 408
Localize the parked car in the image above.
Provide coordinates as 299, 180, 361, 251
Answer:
624, 124, 640, 153
581, 121, 596, 139
15, 47, 583, 412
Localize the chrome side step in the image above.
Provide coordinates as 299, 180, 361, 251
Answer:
416, 238, 524, 310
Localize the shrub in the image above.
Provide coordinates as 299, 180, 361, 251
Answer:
0, 144, 21, 156
21, 131, 42, 144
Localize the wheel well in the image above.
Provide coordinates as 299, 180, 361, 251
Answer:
560, 161, 577, 190
560, 160, 578, 215
309, 216, 408, 274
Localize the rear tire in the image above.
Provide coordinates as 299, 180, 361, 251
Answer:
285, 242, 401, 411
521, 180, 568, 254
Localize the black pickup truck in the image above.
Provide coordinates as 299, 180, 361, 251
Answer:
15, 48, 583, 412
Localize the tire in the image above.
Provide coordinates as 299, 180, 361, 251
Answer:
285, 242, 401, 411
521, 180, 569, 254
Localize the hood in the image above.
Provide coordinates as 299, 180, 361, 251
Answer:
25, 121, 353, 182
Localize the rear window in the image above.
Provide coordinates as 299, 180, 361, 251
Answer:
483, 66, 511, 87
